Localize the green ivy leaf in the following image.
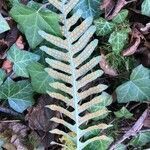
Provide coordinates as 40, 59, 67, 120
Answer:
27, 62, 54, 94
115, 144, 126, 150
112, 9, 129, 24
109, 30, 129, 54
0, 78, 34, 113
0, 14, 10, 34
0, 69, 6, 85
88, 92, 112, 120
10, 3, 61, 49
116, 65, 150, 103
74, 0, 102, 19
141, 0, 150, 17
130, 131, 150, 147
7, 44, 40, 77
114, 107, 133, 119
84, 138, 113, 150
94, 18, 115, 36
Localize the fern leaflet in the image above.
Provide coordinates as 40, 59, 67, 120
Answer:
39, 0, 112, 149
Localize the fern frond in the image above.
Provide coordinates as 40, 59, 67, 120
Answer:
39, 0, 112, 149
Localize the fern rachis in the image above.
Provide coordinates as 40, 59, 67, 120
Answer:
39, 0, 112, 149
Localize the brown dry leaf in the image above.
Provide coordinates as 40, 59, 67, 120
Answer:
9, 123, 29, 150
0, 39, 8, 58
2, 60, 12, 73
123, 28, 144, 56
140, 23, 150, 35
0, 0, 7, 10
100, 0, 115, 18
107, 0, 135, 20
144, 109, 150, 128
3, 143, 16, 150
5, 25, 19, 48
123, 36, 141, 56
0, 122, 29, 150
16, 36, 24, 49
26, 94, 59, 132
144, 41, 150, 49
26, 94, 60, 148
100, 54, 118, 76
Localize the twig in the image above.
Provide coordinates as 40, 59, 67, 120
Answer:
37, 3, 50, 12
129, 103, 141, 111
0, 106, 24, 119
109, 108, 149, 150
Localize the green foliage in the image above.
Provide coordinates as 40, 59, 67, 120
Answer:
114, 107, 133, 119
0, 69, 6, 85
115, 144, 126, 150
108, 30, 129, 54
141, 0, 150, 17
0, 14, 10, 34
39, 0, 112, 149
116, 65, 150, 103
95, 9, 130, 54
112, 10, 129, 24
130, 131, 150, 147
94, 18, 115, 36
106, 53, 134, 72
88, 92, 112, 120
0, 78, 34, 112
83, 138, 113, 150
27, 62, 54, 94
10, 3, 61, 48
7, 44, 40, 77
74, 0, 102, 19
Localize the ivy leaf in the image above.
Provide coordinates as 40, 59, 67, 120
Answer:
7, 44, 40, 77
109, 30, 129, 54
112, 9, 129, 24
114, 107, 133, 119
115, 144, 126, 150
0, 69, 6, 85
84, 138, 113, 150
141, 0, 150, 17
0, 14, 10, 34
116, 65, 150, 103
74, 0, 102, 19
94, 18, 115, 36
27, 62, 54, 94
88, 92, 112, 120
10, 3, 61, 49
130, 131, 150, 147
0, 78, 34, 113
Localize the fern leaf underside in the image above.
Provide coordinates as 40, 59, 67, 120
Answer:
39, 0, 112, 149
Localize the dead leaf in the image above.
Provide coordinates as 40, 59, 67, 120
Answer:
26, 94, 59, 132
0, 39, 8, 57
144, 109, 150, 128
107, 0, 135, 20
5, 25, 20, 48
25, 94, 60, 148
16, 36, 24, 50
3, 143, 16, 150
123, 36, 141, 56
0, 0, 7, 10
122, 28, 144, 56
0, 122, 30, 150
140, 23, 150, 35
99, 54, 118, 76
144, 41, 150, 49
2, 60, 12, 73
101, 0, 115, 18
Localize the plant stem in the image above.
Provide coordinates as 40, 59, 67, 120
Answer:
0, 106, 24, 119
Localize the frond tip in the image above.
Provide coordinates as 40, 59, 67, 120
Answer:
39, 0, 112, 149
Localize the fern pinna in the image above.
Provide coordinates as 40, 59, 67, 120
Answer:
39, 0, 112, 149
